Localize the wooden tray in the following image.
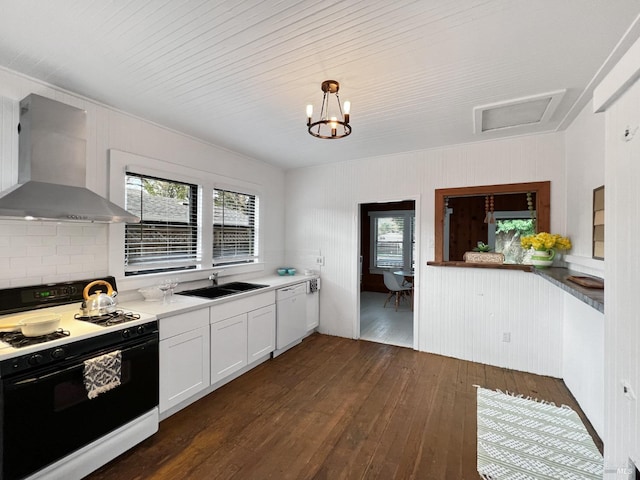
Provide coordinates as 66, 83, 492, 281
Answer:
567, 275, 604, 289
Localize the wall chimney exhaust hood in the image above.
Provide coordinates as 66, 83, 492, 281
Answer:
0, 94, 139, 223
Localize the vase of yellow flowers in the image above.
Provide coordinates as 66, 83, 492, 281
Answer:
520, 232, 572, 268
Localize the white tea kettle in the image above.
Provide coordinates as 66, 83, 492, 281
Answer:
81, 280, 118, 316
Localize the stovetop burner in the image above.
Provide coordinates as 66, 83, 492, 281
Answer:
74, 310, 141, 327
0, 329, 71, 349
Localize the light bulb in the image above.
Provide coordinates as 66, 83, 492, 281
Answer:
343, 101, 351, 114
330, 116, 337, 137
306, 104, 313, 118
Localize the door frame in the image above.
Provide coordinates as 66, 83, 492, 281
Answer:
354, 194, 421, 350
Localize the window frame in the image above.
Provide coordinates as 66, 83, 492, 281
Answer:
212, 187, 260, 266
108, 149, 265, 289
368, 210, 415, 273
124, 172, 200, 276
433, 181, 550, 263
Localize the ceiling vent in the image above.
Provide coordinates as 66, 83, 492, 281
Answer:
473, 90, 566, 134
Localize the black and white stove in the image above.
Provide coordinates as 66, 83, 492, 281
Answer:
0, 277, 155, 359
0, 276, 159, 480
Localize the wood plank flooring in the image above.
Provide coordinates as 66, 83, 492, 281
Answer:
359, 291, 413, 348
87, 334, 602, 480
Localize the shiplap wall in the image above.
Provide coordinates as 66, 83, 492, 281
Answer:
600, 64, 640, 471
558, 101, 606, 438
564, 102, 606, 262
0, 67, 286, 289
286, 133, 567, 377
562, 292, 604, 438
424, 267, 564, 376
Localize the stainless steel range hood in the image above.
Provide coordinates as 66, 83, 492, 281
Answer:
0, 94, 139, 223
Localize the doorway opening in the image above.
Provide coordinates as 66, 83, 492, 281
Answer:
359, 200, 415, 348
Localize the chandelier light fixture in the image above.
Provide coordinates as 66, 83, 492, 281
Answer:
306, 80, 351, 139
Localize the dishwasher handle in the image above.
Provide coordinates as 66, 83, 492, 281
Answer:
276, 282, 307, 300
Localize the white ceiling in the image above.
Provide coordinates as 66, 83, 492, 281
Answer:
0, 1, 639, 170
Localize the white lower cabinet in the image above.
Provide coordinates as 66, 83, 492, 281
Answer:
158, 292, 277, 415
159, 308, 210, 414
210, 313, 248, 384
248, 304, 276, 362
210, 291, 276, 385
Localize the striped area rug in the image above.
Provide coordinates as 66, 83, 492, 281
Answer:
476, 387, 603, 480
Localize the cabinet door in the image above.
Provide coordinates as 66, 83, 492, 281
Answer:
159, 325, 210, 413
211, 314, 248, 384
306, 292, 319, 330
248, 304, 275, 362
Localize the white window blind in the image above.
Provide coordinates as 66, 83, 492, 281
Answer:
124, 173, 199, 275
213, 188, 258, 265
369, 210, 415, 271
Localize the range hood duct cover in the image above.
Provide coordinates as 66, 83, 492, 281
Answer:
0, 94, 139, 223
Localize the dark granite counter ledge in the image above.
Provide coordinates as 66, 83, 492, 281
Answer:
534, 267, 604, 313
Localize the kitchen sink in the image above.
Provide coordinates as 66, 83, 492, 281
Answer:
178, 282, 269, 300
221, 282, 269, 291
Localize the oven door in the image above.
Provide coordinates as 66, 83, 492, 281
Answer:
1, 336, 159, 480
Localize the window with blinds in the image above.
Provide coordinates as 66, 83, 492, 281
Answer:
213, 188, 258, 265
369, 210, 415, 271
124, 173, 199, 275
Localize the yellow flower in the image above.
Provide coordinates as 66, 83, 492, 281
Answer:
520, 232, 572, 251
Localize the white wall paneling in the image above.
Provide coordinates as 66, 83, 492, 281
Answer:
563, 101, 605, 275
562, 292, 604, 439
424, 267, 563, 377
596, 38, 640, 471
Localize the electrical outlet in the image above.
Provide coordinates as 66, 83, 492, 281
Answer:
316, 256, 325, 266
622, 380, 637, 400
502, 332, 511, 343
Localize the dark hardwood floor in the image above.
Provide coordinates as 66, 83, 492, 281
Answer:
87, 333, 602, 480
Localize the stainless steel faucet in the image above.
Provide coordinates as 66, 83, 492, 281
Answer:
208, 272, 219, 286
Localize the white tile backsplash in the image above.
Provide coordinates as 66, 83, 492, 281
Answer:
69, 254, 95, 265
12, 235, 42, 247
27, 224, 57, 236
57, 245, 80, 255
27, 245, 56, 257
57, 225, 86, 236
0, 220, 108, 285
0, 245, 26, 257
42, 255, 70, 265
27, 265, 57, 277
56, 263, 88, 275
70, 236, 100, 247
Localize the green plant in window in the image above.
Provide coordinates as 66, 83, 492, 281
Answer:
495, 219, 535, 236
473, 241, 492, 252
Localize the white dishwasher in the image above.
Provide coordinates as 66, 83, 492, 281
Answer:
275, 282, 308, 356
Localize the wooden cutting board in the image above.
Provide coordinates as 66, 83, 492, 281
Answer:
567, 275, 604, 289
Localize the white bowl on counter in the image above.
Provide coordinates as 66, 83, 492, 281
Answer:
138, 286, 164, 302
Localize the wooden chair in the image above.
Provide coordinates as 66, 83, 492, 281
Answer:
382, 271, 413, 311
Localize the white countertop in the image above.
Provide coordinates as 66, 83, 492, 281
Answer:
119, 274, 318, 319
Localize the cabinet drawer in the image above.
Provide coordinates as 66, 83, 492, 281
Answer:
160, 308, 209, 340
211, 291, 276, 322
